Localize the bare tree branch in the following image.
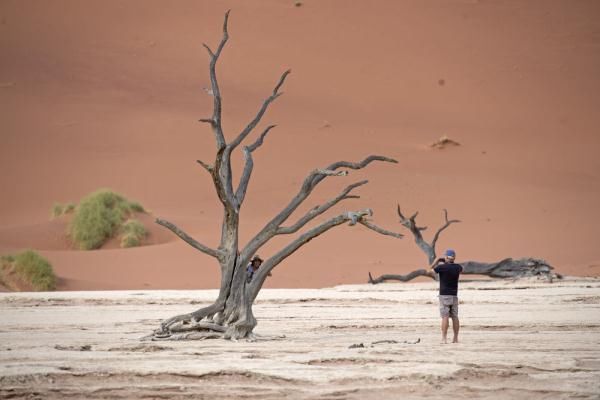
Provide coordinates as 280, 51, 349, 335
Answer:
358, 219, 404, 238
155, 218, 222, 259
322, 156, 398, 182
368, 258, 559, 284
197, 10, 239, 211
276, 156, 395, 227
241, 156, 396, 262
247, 124, 276, 152
203, 9, 231, 150
229, 70, 291, 151
397, 205, 435, 263
202, 43, 215, 58
368, 269, 434, 284
277, 180, 369, 235
196, 159, 214, 174
234, 150, 255, 207
249, 209, 374, 298
240, 156, 396, 262
431, 209, 461, 249
234, 125, 277, 205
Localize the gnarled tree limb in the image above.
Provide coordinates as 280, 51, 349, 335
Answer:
235, 125, 277, 205
202, 9, 230, 150
358, 219, 404, 238
369, 207, 560, 284
196, 159, 214, 174
431, 209, 460, 250
240, 156, 397, 262
368, 258, 559, 284
249, 209, 398, 299
229, 71, 291, 151
276, 180, 368, 235
155, 218, 222, 259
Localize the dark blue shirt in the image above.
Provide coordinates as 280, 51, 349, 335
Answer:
434, 263, 463, 296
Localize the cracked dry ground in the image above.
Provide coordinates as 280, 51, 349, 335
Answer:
1, 279, 599, 399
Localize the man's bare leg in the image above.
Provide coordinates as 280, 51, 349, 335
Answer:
451, 316, 460, 343
441, 316, 449, 344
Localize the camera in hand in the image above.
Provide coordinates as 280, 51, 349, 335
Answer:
437, 258, 446, 263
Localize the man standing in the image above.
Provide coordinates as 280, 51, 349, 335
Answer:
430, 249, 463, 344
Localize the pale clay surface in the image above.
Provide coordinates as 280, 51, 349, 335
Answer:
1, 278, 599, 399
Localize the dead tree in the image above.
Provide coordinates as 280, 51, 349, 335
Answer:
368, 206, 559, 284
149, 11, 402, 341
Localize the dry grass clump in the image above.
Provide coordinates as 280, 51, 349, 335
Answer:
0, 250, 56, 291
68, 189, 147, 250
120, 219, 148, 248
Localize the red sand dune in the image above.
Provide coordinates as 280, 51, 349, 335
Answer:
1, 0, 599, 290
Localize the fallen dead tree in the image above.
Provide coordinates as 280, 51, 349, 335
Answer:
368, 206, 560, 284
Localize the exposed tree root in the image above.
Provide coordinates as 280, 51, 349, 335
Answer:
152, 331, 224, 341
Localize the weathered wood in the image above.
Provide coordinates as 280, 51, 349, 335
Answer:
397, 206, 459, 264
155, 218, 221, 259
249, 209, 395, 300
151, 11, 402, 341
368, 269, 433, 284
368, 258, 559, 284
368, 207, 559, 284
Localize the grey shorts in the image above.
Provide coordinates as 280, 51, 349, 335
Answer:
439, 295, 459, 318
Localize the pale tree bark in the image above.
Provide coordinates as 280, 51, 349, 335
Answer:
368, 206, 560, 284
148, 11, 402, 341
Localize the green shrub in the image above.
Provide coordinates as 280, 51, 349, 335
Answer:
120, 233, 140, 248
119, 219, 147, 248
11, 250, 56, 291
122, 219, 147, 237
128, 201, 145, 213
69, 189, 146, 250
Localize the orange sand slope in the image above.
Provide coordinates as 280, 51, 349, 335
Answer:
1, 1, 599, 290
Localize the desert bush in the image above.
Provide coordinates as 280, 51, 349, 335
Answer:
69, 189, 146, 250
128, 201, 145, 213
1, 250, 57, 291
120, 219, 147, 248
120, 234, 140, 248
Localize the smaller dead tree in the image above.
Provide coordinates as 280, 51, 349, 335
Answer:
368, 206, 560, 284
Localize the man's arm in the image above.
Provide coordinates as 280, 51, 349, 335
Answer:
430, 258, 444, 272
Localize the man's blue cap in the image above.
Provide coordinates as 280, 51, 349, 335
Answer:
445, 249, 456, 257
